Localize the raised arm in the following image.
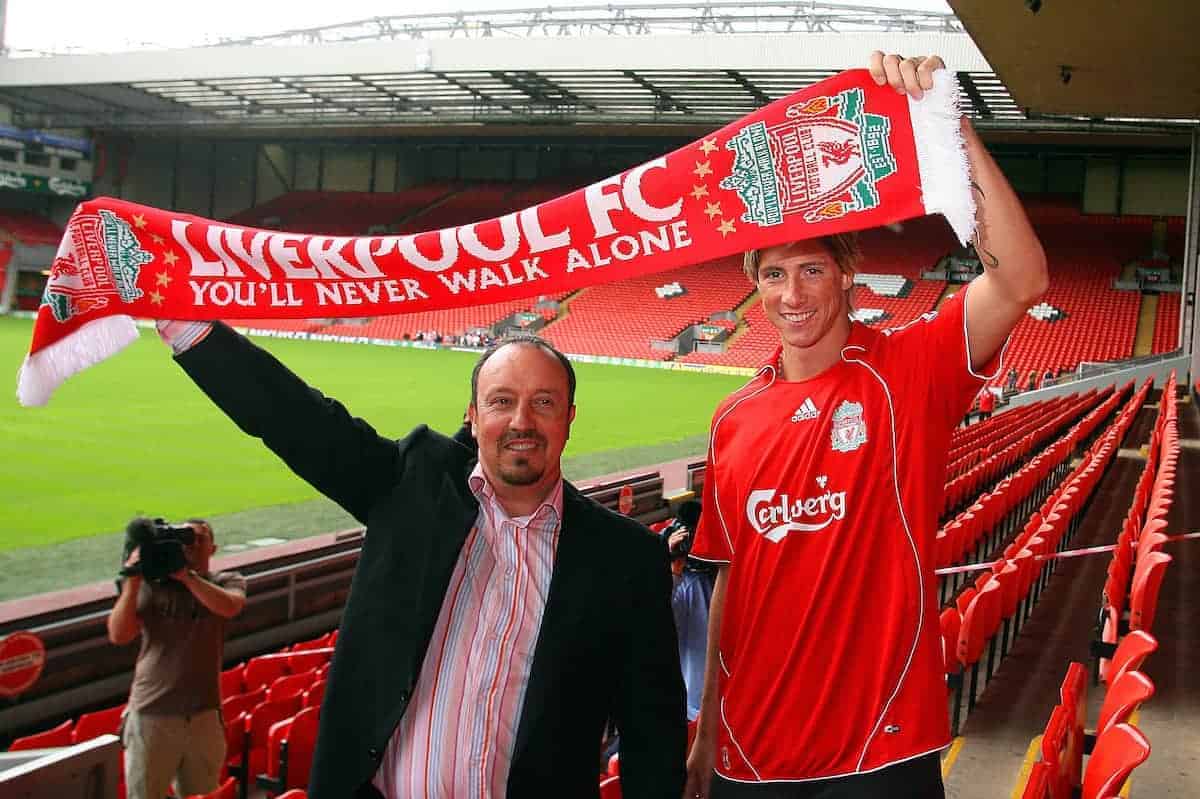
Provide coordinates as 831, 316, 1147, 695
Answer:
958, 119, 1048, 368
161, 320, 400, 523
107, 572, 142, 646
870, 52, 1048, 370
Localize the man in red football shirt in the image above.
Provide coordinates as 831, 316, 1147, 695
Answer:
684, 52, 1048, 799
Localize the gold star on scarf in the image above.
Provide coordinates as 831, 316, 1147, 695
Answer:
162, 251, 179, 267
694, 160, 713, 179
699, 137, 718, 155
132, 213, 147, 229
704, 201, 722, 220
690, 184, 709, 200
718, 218, 736, 237
149, 290, 164, 306
155, 271, 172, 288
151, 233, 165, 246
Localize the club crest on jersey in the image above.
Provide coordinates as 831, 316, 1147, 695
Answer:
830, 399, 867, 453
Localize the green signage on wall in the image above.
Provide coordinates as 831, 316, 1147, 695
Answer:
0, 170, 90, 198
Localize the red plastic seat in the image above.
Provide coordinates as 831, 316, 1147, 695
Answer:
1039, 705, 1071, 799
1129, 552, 1171, 633
955, 586, 977, 618
221, 663, 245, 699
599, 774, 622, 799
240, 698, 298, 783
1103, 630, 1157, 685
607, 752, 620, 776
1081, 723, 1150, 799
221, 686, 266, 724
939, 607, 961, 677
259, 706, 320, 794
1058, 663, 1087, 790
288, 634, 334, 673
277, 791, 308, 799
7, 719, 75, 751
74, 704, 125, 742
244, 655, 291, 693
302, 679, 327, 710
267, 669, 317, 705
1095, 671, 1154, 737
1021, 761, 1052, 799
185, 775, 237, 799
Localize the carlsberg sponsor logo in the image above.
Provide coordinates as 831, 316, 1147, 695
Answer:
746, 485, 847, 543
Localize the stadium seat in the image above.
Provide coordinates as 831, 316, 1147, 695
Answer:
257, 706, 320, 795
1038, 704, 1071, 799
939, 607, 961, 677
232, 698, 298, 791
74, 704, 125, 742
244, 655, 291, 693
266, 669, 317, 705
1057, 662, 1087, 790
599, 774, 622, 799
1129, 551, 1171, 633
302, 679, 327, 710
1094, 671, 1154, 741
1021, 761, 1053, 799
7, 719, 75, 751
221, 663, 246, 699
222, 686, 266, 724
1080, 723, 1150, 799
1103, 631, 1157, 686
186, 776, 237, 799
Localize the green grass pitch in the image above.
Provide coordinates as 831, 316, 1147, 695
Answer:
2, 315, 746, 554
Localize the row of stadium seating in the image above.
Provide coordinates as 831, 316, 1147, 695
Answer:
0, 209, 63, 245
1151, 292, 1181, 354
1020, 373, 1179, 797
938, 379, 1145, 741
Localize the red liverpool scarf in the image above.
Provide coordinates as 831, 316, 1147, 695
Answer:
17, 68, 974, 406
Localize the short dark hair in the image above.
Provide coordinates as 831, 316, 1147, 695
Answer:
470, 334, 576, 407
186, 518, 212, 540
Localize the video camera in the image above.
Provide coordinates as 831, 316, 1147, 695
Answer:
121, 517, 196, 582
663, 500, 703, 559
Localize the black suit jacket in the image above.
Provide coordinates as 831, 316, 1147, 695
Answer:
177, 323, 686, 798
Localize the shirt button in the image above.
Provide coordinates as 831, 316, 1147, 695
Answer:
398, 690, 410, 704
368, 747, 382, 760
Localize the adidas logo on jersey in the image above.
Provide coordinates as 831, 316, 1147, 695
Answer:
790, 398, 820, 422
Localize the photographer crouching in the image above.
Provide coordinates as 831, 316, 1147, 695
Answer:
661, 500, 716, 722
106, 517, 246, 799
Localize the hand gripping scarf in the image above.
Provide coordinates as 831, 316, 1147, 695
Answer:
17, 68, 975, 406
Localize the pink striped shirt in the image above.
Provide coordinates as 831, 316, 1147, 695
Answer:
373, 463, 563, 799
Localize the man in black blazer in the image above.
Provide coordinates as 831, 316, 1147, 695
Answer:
158, 319, 686, 798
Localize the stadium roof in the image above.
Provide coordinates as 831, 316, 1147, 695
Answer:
0, 2, 1193, 137
948, 0, 1199, 123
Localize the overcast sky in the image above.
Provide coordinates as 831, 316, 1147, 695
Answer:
4, 0, 953, 53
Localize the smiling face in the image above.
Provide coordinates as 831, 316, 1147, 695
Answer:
469, 342, 575, 505
756, 239, 854, 365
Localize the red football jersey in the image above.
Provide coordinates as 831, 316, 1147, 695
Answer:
691, 289, 1002, 782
